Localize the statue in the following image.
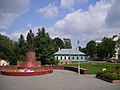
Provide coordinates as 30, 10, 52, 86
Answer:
27, 30, 34, 51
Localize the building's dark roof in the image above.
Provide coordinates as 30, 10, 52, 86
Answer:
54, 49, 85, 55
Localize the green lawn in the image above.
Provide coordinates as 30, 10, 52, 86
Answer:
63, 62, 120, 74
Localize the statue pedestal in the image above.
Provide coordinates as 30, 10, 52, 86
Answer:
25, 51, 36, 61
19, 51, 40, 68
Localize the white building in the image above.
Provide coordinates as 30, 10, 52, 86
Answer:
54, 49, 88, 65
112, 35, 120, 60
0, 59, 9, 66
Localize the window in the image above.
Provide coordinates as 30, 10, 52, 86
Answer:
68, 57, 70, 60
72, 57, 74, 60
64, 56, 66, 60
77, 57, 79, 60
61, 56, 62, 60
56, 56, 58, 60
81, 57, 83, 59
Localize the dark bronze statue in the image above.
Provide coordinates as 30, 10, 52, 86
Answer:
27, 30, 34, 51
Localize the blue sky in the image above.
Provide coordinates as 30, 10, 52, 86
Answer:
0, 0, 120, 48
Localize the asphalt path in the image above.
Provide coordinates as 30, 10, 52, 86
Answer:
0, 70, 120, 90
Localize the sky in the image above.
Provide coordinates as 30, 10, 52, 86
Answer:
0, 0, 120, 48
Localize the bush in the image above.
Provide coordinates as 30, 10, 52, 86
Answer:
96, 66, 120, 80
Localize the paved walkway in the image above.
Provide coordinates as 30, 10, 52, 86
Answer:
0, 70, 120, 90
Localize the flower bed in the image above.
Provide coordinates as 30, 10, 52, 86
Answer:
96, 66, 120, 83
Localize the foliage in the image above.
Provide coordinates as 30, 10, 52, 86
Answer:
17, 34, 27, 61
63, 38, 72, 49
86, 40, 97, 58
79, 46, 87, 54
0, 34, 18, 65
97, 37, 116, 59
35, 27, 56, 65
117, 37, 120, 61
53, 37, 64, 51
97, 66, 120, 80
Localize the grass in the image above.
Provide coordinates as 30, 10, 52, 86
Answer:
63, 62, 120, 74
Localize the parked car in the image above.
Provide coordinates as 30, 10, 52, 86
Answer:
106, 58, 117, 63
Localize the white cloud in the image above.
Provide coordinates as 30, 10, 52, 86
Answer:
10, 30, 28, 41
106, 0, 120, 27
53, 0, 114, 47
0, 0, 29, 31
9, 24, 41, 41
0, 31, 9, 36
37, 3, 58, 18
47, 27, 70, 40
2, 0, 120, 48
60, 0, 88, 10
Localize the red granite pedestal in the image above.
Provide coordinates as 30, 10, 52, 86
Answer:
18, 51, 39, 68
1, 51, 53, 76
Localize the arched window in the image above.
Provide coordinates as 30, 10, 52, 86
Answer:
72, 57, 74, 60
56, 56, 58, 60
68, 57, 70, 60
77, 56, 79, 60
81, 57, 83, 59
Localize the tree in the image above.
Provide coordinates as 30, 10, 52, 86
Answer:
0, 34, 17, 64
118, 36, 120, 61
17, 34, 27, 61
63, 38, 72, 49
86, 40, 97, 59
79, 46, 87, 54
35, 27, 56, 65
97, 37, 116, 59
53, 37, 64, 51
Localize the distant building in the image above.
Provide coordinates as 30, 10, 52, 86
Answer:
95, 40, 102, 46
112, 35, 119, 41
54, 49, 88, 65
112, 35, 120, 60
0, 59, 9, 66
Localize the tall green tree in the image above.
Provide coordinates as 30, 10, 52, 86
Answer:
35, 27, 56, 65
53, 37, 64, 51
97, 37, 116, 59
0, 34, 17, 64
17, 34, 26, 61
86, 40, 97, 58
63, 38, 72, 49
79, 46, 87, 54
118, 36, 120, 60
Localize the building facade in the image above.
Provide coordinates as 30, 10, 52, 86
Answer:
54, 49, 88, 65
0, 59, 9, 66
112, 35, 120, 60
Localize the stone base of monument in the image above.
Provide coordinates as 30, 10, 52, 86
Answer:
18, 61, 39, 69
1, 51, 53, 76
1, 68, 53, 76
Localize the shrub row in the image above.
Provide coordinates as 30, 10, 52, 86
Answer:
96, 66, 120, 80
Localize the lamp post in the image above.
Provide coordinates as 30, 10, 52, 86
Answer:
77, 40, 80, 75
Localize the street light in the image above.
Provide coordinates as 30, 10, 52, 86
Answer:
77, 40, 80, 75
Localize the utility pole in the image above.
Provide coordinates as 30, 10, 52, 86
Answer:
77, 40, 80, 75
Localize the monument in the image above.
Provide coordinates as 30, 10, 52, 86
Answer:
1, 30, 53, 76
19, 30, 39, 68
27, 30, 34, 51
